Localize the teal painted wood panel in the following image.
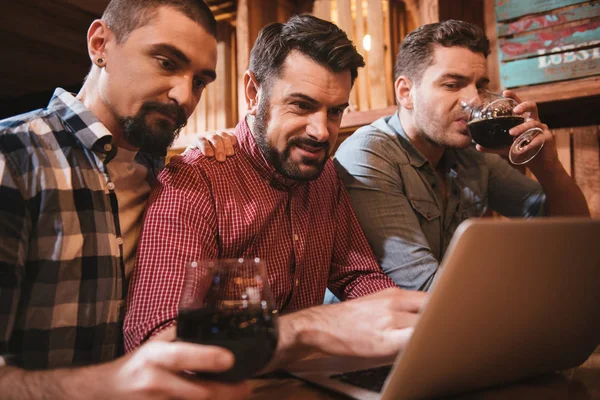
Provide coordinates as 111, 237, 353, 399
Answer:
497, 2, 600, 37
499, 20, 600, 61
495, 0, 590, 22
500, 45, 600, 87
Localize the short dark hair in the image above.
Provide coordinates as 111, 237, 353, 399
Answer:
249, 14, 365, 88
102, 0, 217, 43
394, 19, 490, 83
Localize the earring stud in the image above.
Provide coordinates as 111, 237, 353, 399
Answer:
96, 57, 105, 66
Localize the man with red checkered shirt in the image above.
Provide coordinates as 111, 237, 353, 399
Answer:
124, 15, 426, 369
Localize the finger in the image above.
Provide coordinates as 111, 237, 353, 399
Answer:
140, 341, 236, 373
393, 290, 429, 313
502, 89, 522, 104
509, 120, 544, 137
512, 101, 539, 120
207, 135, 227, 162
217, 131, 237, 156
378, 327, 416, 354
196, 137, 215, 157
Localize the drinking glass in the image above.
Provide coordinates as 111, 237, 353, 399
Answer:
177, 258, 279, 381
462, 90, 545, 165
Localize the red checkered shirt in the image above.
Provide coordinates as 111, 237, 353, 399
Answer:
123, 118, 397, 352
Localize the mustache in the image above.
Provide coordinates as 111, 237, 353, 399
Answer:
289, 137, 330, 152
141, 102, 188, 128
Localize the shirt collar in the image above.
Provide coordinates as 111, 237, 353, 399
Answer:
387, 112, 428, 168
236, 117, 304, 191
49, 88, 116, 159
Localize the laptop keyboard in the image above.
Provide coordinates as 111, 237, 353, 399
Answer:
329, 365, 393, 392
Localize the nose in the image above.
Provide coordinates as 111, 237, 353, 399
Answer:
460, 86, 484, 111
168, 76, 196, 117
306, 111, 330, 143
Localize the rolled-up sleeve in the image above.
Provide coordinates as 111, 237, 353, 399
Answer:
485, 153, 546, 217
334, 135, 438, 291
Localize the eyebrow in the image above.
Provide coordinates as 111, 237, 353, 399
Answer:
287, 93, 349, 110
149, 43, 217, 81
439, 73, 490, 86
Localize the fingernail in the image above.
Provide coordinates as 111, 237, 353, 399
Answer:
217, 154, 225, 161
218, 351, 234, 368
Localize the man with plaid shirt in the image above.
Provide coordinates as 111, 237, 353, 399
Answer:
0, 1, 248, 399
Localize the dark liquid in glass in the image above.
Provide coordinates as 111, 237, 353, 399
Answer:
467, 116, 525, 149
177, 307, 278, 382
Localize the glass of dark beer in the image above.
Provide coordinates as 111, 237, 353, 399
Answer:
177, 258, 279, 382
462, 91, 544, 165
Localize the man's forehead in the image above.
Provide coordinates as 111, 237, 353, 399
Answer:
425, 45, 488, 78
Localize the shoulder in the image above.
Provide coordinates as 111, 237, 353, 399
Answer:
335, 116, 410, 166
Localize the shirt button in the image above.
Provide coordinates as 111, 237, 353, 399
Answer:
107, 182, 115, 190
104, 143, 112, 152
116, 237, 123, 245
427, 212, 432, 218
294, 234, 299, 241
295, 278, 299, 286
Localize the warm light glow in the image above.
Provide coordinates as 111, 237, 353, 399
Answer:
362, 34, 371, 52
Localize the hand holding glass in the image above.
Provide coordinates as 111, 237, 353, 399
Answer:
461, 90, 545, 165
177, 258, 279, 381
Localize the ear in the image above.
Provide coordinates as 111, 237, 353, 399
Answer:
87, 19, 112, 67
244, 71, 260, 115
395, 76, 414, 110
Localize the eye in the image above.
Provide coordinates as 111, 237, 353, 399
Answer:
328, 108, 345, 118
295, 102, 312, 111
193, 78, 207, 91
157, 57, 176, 71
442, 82, 458, 89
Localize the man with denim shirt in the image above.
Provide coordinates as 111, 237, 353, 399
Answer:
333, 20, 589, 291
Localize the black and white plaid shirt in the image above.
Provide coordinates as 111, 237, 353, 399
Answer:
0, 88, 163, 369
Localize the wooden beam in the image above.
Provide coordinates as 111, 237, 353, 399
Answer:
512, 75, 600, 104
236, 0, 251, 121
573, 126, 600, 217
336, 0, 358, 109
419, 0, 439, 24
366, 0, 388, 109
341, 105, 397, 130
484, 0, 501, 93
355, 1, 370, 110
312, 0, 331, 20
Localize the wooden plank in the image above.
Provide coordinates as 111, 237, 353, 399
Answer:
497, 1, 600, 37
236, 0, 250, 121
336, 0, 359, 109
367, 0, 388, 109
383, 0, 394, 106
312, 0, 331, 20
495, 0, 590, 22
554, 128, 573, 176
499, 20, 600, 62
355, 0, 370, 111
485, 0, 502, 93
513, 75, 600, 102
500, 45, 600, 88
419, 0, 440, 24
215, 22, 234, 129
573, 126, 600, 217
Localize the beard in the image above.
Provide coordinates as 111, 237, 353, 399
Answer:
253, 93, 330, 182
118, 101, 187, 156
412, 95, 472, 150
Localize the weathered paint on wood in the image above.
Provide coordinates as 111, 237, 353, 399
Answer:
500, 45, 600, 87
495, 0, 590, 22
497, 1, 600, 36
499, 20, 600, 61
573, 126, 600, 218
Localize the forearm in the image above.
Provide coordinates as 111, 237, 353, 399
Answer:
530, 161, 590, 217
0, 365, 93, 400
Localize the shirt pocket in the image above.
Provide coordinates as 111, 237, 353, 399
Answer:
409, 198, 440, 222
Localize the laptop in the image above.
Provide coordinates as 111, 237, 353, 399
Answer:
289, 218, 600, 399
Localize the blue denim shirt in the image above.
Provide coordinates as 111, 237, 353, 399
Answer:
333, 112, 545, 291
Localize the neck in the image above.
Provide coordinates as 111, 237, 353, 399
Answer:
76, 69, 138, 151
398, 107, 445, 168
